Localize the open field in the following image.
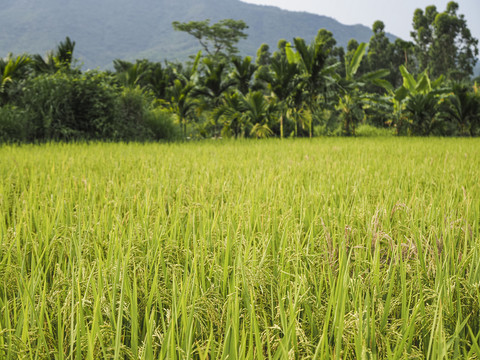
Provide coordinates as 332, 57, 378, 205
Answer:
1, 138, 480, 359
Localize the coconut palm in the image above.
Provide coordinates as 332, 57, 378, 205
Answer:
231, 56, 257, 95
444, 83, 480, 136
31, 37, 76, 74
259, 53, 299, 138
0, 54, 30, 104
215, 91, 277, 138
286, 36, 338, 137
195, 57, 236, 137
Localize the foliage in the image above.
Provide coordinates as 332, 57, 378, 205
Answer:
286, 33, 338, 137
390, 65, 453, 135
2, 5, 480, 142
30, 36, 78, 75
0, 70, 179, 143
443, 82, 480, 136
0, 105, 29, 142
335, 43, 391, 136
411, 1, 479, 80
354, 123, 396, 137
231, 56, 257, 95
0, 54, 30, 105
13, 71, 119, 141
172, 19, 248, 60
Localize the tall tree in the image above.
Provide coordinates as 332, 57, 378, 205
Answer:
172, 19, 248, 60
195, 57, 236, 136
231, 56, 257, 95
411, 2, 478, 80
287, 33, 338, 137
31, 37, 77, 74
0, 54, 30, 105
258, 46, 299, 138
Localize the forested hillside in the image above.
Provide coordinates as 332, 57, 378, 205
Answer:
1, 2, 478, 144
0, 0, 387, 68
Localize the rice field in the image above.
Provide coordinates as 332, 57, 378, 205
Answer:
1, 138, 480, 359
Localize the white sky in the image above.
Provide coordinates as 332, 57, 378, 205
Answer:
240, 0, 480, 41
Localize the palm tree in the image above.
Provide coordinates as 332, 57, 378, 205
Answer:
214, 91, 277, 138
113, 59, 150, 88
168, 79, 197, 139
31, 37, 76, 74
242, 91, 276, 138
231, 56, 257, 95
259, 53, 299, 138
444, 83, 480, 136
213, 92, 246, 138
0, 54, 30, 104
287, 36, 338, 137
195, 57, 236, 137
404, 93, 439, 135
166, 52, 202, 139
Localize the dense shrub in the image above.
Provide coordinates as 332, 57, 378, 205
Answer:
1, 71, 180, 143
144, 107, 180, 141
0, 105, 29, 143
115, 87, 180, 141
355, 124, 395, 137
15, 71, 118, 141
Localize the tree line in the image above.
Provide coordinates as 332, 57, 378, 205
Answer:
0, 1, 479, 143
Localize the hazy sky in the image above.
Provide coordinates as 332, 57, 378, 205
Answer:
240, 0, 480, 41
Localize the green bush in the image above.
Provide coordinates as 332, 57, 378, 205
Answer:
144, 107, 180, 141
17, 71, 119, 141
6, 71, 180, 142
114, 87, 153, 141
0, 105, 29, 143
355, 124, 396, 137
115, 87, 180, 141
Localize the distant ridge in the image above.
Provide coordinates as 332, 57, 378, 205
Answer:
0, 0, 396, 68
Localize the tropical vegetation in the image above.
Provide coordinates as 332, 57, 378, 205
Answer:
1, 2, 479, 143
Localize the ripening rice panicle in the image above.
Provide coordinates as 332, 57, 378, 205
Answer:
0, 138, 479, 359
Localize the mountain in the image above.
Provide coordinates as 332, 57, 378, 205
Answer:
0, 0, 394, 69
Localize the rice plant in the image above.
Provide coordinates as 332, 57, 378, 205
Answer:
0, 138, 479, 359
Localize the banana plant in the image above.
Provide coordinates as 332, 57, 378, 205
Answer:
394, 65, 445, 101
391, 65, 448, 135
